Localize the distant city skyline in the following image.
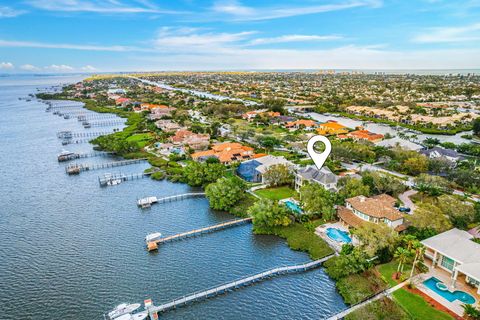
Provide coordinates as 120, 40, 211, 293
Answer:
1, 0, 480, 72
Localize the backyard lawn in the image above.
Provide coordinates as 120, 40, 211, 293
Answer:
345, 297, 409, 320
377, 260, 412, 287
126, 133, 154, 148
393, 289, 454, 320
254, 186, 296, 201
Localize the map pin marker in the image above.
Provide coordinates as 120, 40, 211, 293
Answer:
307, 135, 332, 170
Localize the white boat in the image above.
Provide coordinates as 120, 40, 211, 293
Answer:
145, 232, 162, 242
107, 303, 141, 319
114, 312, 148, 320
107, 179, 122, 186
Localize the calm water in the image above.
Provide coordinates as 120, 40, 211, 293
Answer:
0, 76, 345, 320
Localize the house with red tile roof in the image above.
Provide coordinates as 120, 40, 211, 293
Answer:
342, 129, 384, 142
191, 142, 255, 164
285, 119, 318, 131
169, 130, 210, 151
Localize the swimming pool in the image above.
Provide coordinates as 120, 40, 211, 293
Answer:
423, 277, 476, 304
326, 228, 352, 243
284, 200, 303, 214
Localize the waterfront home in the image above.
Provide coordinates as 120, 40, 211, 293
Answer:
421, 228, 480, 294
169, 130, 210, 151
154, 142, 185, 156
285, 119, 318, 131
155, 120, 183, 132
237, 155, 294, 183
341, 129, 384, 142
420, 147, 463, 164
191, 142, 255, 164
295, 166, 338, 192
337, 194, 407, 231
316, 121, 349, 136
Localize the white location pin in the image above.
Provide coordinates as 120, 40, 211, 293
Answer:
307, 135, 332, 170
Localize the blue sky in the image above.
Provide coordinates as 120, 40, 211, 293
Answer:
1, 0, 480, 72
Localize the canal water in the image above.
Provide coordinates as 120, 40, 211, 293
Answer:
0, 75, 346, 320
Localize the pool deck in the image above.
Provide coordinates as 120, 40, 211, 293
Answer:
315, 222, 358, 252
415, 262, 480, 316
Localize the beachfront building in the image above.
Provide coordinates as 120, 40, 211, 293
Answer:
237, 155, 294, 183
295, 166, 338, 192
422, 228, 480, 294
316, 121, 349, 136
337, 194, 406, 231
191, 142, 256, 164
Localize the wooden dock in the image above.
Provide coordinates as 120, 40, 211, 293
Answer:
137, 193, 206, 208
58, 151, 115, 162
98, 171, 151, 186
57, 131, 112, 139
146, 217, 252, 251
83, 120, 125, 128
144, 254, 334, 317
77, 114, 118, 121
65, 158, 147, 175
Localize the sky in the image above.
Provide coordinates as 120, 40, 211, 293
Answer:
1, 0, 480, 72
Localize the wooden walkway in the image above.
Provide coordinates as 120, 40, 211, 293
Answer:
57, 131, 112, 139
137, 192, 206, 208
327, 280, 408, 320
65, 158, 146, 174
146, 217, 252, 250
145, 254, 334, 317
98, 171, 151, 186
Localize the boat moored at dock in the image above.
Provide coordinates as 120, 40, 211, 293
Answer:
106, 303, 142, 320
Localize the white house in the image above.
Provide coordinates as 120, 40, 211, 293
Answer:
422, 228, 480, 294
295, 166, 338, 192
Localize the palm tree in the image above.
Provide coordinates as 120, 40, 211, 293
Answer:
395, 247, 411, 273
409, 241, 425, 279
462, 304, 480, 320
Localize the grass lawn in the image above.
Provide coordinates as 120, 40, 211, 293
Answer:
345, 297, 409, 320
269, 223, 334, 260
377, 260, 412, 287
126, 133, 154, 148
336, 270, 388, 305
392, 289, 454, 320
254, 186, 296, 201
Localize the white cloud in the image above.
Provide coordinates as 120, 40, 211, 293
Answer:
0, 6, 26, 18
0, 62, 14, 70
249, 34, 343, 45
132, 46, 480, 70
153, 27, 256, 52
0, 39, 138, 52
81, 65, 97, 71
20, 64, 41, 71
44, 64, 74, 72
413, 23, 480, 43
26, 0, 181, 14
211, 0, 381, 21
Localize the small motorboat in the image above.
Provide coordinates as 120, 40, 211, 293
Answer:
107, 303, 141, 319
114, 312, 148, 320
145, 232, 162, 243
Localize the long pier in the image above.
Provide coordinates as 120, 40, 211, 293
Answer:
65, 158, 147, 174
137, 193, 206, 208
58, 151, 115, 162
98, 172, 151, 186
83, 120, 125, 128
57, 131, 112, 139
144, 255, 334, 317
146, 217, 252, 251
77, 114, 118, 121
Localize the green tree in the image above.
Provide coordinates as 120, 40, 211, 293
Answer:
299, 182, 336, 220
408, 203, 452, 233
205, 176, 247, 211
353, 223, 399, 257
324, 248, 371, 280
403, 156, 429, 176
262, 164, 294, 187
414, 173, 450, 196
394, 247, 412, 273
473, 118, 480, 137
362, 171, 406, 196
249, 199, 292, 232
183, 162, 226, 187
437, 195, 475, 229
337, 177, 370, 200
263, 97, 286, 114
258, 135, 281, 151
